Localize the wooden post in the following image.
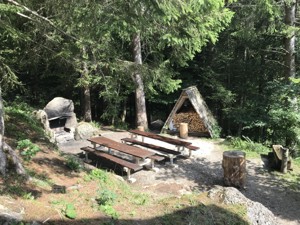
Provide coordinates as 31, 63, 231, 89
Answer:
280, 147, 289, 173
222, 150, 246, 188
179, 123, 188, 139
137, 126, 144, 131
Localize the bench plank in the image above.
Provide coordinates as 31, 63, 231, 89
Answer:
148, 154, 165, 161
81, 146, 142, 171
88, 136, 154, 159
129, 129, 192, 147
122, 138, 181, 156
186, 145, 200, 150
80, 146, 95, 153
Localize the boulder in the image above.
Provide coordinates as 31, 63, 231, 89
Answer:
150, 119, 164, 130
65, 112, 78, 132
32, 110, 55, 142
0, 204, 23, 224
74, 122, 100, 140
208, 185, 277, 225
44, 97, 75, 121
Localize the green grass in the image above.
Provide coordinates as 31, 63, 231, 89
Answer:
222, 136, 270, 158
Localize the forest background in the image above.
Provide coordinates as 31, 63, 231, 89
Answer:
1, 0, 300, 156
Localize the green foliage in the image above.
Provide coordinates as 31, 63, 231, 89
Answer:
66, 156, 83, 172
17, 139, 40, 161
97, 189, 119, 219
97, 189, 117, 206
132, 193, 149, 206
5, 100, 45, 140
84, 169, 108, 183
22, 192, 35, 200
226, 136, 269, 156
64, 203, 77, 219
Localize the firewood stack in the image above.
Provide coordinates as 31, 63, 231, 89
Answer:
173, 110, 207, 132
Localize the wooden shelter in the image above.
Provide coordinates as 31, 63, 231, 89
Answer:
161, 86, 218, 137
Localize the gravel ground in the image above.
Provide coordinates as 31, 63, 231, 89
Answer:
59, 130, 300, 225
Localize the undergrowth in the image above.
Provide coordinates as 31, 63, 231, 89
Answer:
5, 101, 46, 141
224, 136, 270, 158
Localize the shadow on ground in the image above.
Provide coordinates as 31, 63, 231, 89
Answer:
17, 203, 249, 225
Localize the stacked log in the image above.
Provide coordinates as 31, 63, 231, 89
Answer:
173, 110, 207, 133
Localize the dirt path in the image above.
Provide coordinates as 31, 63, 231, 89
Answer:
59, 131, 300, 225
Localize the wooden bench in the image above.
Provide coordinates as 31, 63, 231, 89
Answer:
128, 129, 199, 156
122, 138, 180, 164
80, 146, 142, 179
129, 129, 192, 147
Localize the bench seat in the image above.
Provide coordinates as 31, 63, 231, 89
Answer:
122, 138, 181, 156
186, 145, 200, 150
80, 146, 142, 179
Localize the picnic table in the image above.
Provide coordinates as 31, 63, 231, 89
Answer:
81, 136, 162, 181
128, 129, 199, 157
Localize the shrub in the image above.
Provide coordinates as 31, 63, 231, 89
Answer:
17, 139, 40, 161
66, 156, 82, 172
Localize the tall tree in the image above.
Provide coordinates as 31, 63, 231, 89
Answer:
284, 0, 296, 81
103, 0, 234, 129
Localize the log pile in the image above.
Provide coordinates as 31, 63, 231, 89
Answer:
173, 110, 207, 132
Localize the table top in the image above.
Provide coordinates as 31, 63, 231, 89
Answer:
129, 129, 192, 147
88, 136, 155, 159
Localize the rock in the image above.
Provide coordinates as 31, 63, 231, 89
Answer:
150, 119, 165, 130
74, 122, 100, 140
44, 97, 75, 120
0, 204, 23, 224
65, 112, 77, 132
32, 110, 55, 142
208, 185, 277, 225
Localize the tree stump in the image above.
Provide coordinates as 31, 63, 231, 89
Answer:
271, 145, 291, 173
179, 123, 188, 139
137, 126, 144, 131
222, 150, 246, 188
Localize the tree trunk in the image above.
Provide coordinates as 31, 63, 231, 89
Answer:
280, 147, 289, 173
82, 46, 92, 122
284, 1, 296, 81
222, 150, 246, 188
121, 99, 127, 123
83, 86, 92, 122
0, 88, 7, 176
132, 33, 148, 130
4, 142, 27, 176
0, 89, 26, 177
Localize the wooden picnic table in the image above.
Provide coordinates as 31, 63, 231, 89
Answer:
128, 129, 199, 157
87, 136, 155, 159
129, 129, 192, 147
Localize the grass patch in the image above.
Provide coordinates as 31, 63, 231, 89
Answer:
222, 136, 270, 158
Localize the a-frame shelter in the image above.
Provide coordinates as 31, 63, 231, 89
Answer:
161, 86, 218, 138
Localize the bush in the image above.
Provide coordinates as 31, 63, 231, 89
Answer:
227, 136, 269, 154
97, 189, 118, 219
66, 156, 82, 172
17, 139, 40, 161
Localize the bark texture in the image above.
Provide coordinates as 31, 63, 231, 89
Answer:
222, 150, 246, 188
82, 46, 92, 122
132, 33, 148, 130
284, 1, 296, 81
0, 88, 7, 176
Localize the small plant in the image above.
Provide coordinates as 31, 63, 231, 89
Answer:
84, 169, 108, 183
66, 156, 82, 172
132, 193, 149, 206
17, 139, 40, 161
99, 205, 119, 219
22, 192, 35, 200
64, 203, 77, 219
97, 189, 117, 206
97, 189, 118, 219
